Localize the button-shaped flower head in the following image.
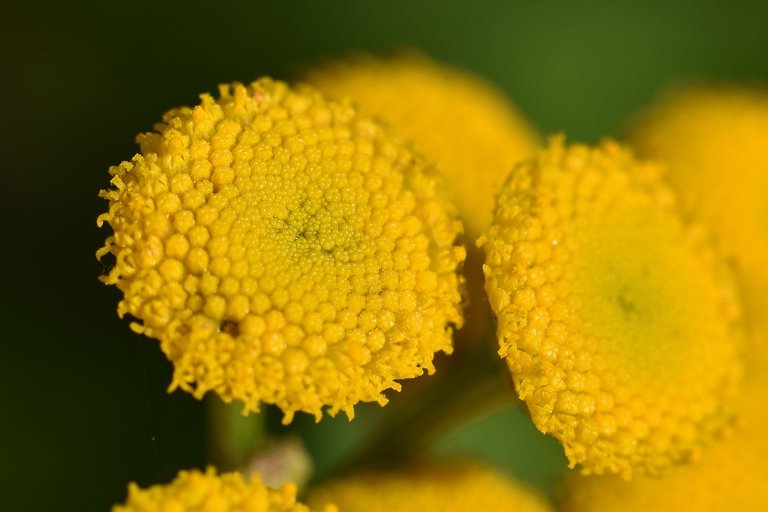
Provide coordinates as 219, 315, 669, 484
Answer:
305, 52, 539, 238
305, 461, 552, 512
98, 79, 465, 422
112, 467, 336, 512
629, 86, 768, 318
481, 138, 744, 477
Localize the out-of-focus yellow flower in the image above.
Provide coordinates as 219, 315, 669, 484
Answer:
559, 340, 768, 512
305, 461, 552, 512
481, 138, 744, 478
98, 79, 465, 422
112, 467, 336, 512
629, 86, 768, 322
304, 52, 539, 239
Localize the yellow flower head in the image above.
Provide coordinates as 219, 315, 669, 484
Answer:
304, 52, 539, 238
305, 461, 552, 512
97, 79, 465, 422
560, 339, 768, 512
481, 138, 744, 477
112, 467, 336, 512
629, 86, 768, 319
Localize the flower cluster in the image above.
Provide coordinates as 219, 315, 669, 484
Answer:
98, 53, 763, 510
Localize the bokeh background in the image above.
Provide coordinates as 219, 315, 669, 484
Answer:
4, 1, 768, 510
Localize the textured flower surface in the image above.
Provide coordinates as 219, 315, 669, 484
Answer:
98, 78, 465, 422
304, 52, 539, 238
305, 460, 552, 512
112, 467, 336, 512
629, 86, 768, 321
560, 340, 768, 512
481, 138, 744, 477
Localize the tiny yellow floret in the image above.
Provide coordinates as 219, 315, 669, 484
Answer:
305, 460, 553, 512
481, 137, 744, 477
98, 78, 465, 422
629, 85, 768, 325
112, 467, 337, 512
305, 52, 539, 238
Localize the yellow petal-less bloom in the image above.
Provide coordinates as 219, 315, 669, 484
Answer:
560, 341, 768, 512
304, 52, 539, 239
481, 138, 743, 478
98, 79, 465, 422
305, 461, 553, 512
112, 467, 336, 512
629, 86, 768, 323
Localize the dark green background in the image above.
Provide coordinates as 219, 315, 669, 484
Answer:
3, 1, 768, 510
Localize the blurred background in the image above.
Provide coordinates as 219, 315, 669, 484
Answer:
3, 1, 768, 509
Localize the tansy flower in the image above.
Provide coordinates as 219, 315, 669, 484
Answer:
304, 52, 539, 239
112, 467, 336, 512
97, 79, 465, 422
559, 340, 768, 512
305, 460, 553, 512
628, 86, 768, 325
480, 138, 744, 478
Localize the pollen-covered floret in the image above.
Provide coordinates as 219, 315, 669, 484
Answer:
481, 138, 744, 477
97, 79, 465, 422
305, 460, 552, 512
112, 467, 336, 512
629, 86, 768, 322
560, 339, 768, 512
304, 52, 539, 238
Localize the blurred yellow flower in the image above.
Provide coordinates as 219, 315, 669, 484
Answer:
98, 78, 465, 422
305, 460, 552, 512
481, 138, 744, 477
112, 467, 336, 512
304, 52, 539, 239
629, 86, 768, 322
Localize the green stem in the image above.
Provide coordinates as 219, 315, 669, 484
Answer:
206, 396, 267, 470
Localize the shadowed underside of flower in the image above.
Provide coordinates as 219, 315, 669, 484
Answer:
97, 79, 465, 422
304, 52, 539, 239
481, 138, 744, 477
629, 86, 768, 323
305, 460, 553, 512
112, 467, 336, 512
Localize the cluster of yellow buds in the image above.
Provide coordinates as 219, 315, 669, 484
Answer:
99, 53, 765, 510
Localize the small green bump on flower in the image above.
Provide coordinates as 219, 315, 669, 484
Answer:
481, 137, 744, 477
98, 78, 465, 422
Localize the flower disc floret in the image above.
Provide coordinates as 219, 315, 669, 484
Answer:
112, 467, 336, 512
98, 79, 465, 422
481, 138, 744, 477
305, 460, 552, 512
